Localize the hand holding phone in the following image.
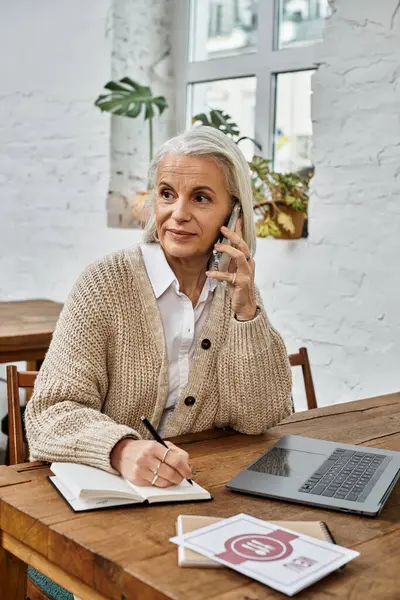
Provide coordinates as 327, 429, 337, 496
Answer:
212, 202, 241, 272
206, 204, 257, 321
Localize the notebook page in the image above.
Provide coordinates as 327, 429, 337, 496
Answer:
51, 462, 140, 500
50, 476, 142, 511
126, 479, 211, 502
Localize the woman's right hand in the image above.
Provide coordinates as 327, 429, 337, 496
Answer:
110, 438, 192, 487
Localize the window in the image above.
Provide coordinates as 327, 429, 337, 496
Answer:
190, 76, 256, 159
173, 0, 331, 171
190, 0, 259, 61
274, 70, 313, 173
278, 0, 332, 48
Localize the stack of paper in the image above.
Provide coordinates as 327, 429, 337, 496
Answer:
171, 513, 359, 596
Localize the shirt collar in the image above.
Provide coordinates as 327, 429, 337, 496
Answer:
141, 243, 218, 300
141, 243, 176, 299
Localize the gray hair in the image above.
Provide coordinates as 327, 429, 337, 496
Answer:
142, 126, 256, 256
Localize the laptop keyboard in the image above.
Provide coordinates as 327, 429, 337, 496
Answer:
299, 448, 387, 502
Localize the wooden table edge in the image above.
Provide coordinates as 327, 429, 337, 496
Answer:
0, 337, 53, 353
2, 532, 111, 600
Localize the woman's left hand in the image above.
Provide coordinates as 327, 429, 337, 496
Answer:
206, 220, 258, 321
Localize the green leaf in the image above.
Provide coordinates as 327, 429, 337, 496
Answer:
256, 217, 282, 238
120, 77, 148, 94
210, 110, 240, 137
249, 155, 271, 182
153, 96, 168, 115
192, 109, 240, 137
144, 103, 154, 120
127, 103, 142, 118
192, 113, 211, 126
94, 77, 168, 121
191, 109, 263, 148
104, 81, 129, 92
210, 110, 222, 128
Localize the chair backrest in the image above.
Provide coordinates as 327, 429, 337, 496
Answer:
288, 347, 317, 410
6, 365, 38, 465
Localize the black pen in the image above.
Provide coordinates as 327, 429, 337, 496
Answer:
141, 416, 193, 485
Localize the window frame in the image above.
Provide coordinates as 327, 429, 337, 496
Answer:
172, 0, 322, 162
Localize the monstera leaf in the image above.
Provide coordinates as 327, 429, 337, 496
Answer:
192, 109, 261, 149
192, 109, 240, 137
95, 77, 168, 162
95, 77, 168, 120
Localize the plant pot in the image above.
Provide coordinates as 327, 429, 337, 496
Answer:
276, 204, 306, 240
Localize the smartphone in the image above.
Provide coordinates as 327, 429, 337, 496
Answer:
212, 201, 242, 272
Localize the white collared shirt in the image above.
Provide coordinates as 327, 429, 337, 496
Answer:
141, 243, 217, 430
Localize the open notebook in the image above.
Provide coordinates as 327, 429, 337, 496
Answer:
50, 462, 211, 512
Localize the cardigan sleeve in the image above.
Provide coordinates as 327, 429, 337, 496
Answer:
216, 290, 293, 434
25, 262, 140, 472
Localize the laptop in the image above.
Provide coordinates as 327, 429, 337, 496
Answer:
226, 435, 400, 516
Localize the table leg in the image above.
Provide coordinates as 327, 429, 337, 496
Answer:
26, 360, 43, 372
0, 543, 27, 599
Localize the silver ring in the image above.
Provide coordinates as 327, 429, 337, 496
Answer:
245, 255, 251, 261
161, 448, 170, 463
151, 473, 159, 486
231, 272, 237, 286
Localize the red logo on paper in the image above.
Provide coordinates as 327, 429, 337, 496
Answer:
216, 529, 298, 565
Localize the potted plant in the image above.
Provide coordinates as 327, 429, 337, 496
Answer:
95, 78, 168, 224
192, 110, 311, 239
250, 155, 311, 239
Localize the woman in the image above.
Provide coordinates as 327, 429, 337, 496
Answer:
25, 126, 292, 489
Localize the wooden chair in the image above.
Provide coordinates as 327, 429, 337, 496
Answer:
6, 366, 73, 600
288, 347, 317, 410
6, 365, 37, 465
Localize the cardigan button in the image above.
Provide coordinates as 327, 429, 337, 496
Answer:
201, 338, 211, 350
184, 396, 196, 406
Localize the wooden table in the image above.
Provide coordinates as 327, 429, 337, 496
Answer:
0, 393, 399, 599
0, 299, 62, 368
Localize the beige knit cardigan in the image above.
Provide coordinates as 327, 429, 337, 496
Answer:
25, 246, 293, 472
